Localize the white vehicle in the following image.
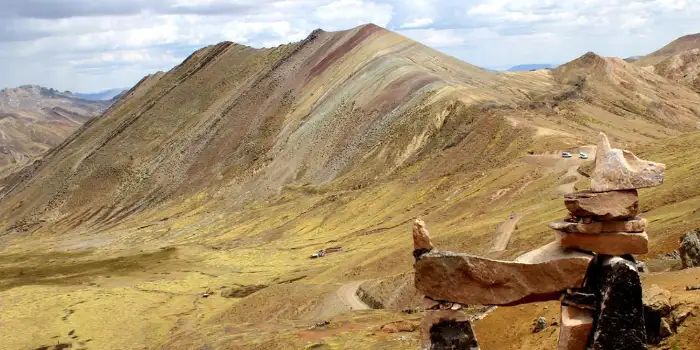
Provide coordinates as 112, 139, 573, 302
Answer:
579, 152, 589, 159
561, 152, 572, 158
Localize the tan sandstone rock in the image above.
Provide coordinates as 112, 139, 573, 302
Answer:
564, 190, 639, 220
556, 231, 649, 255
413, 218, 434, 252
591, 132, 665, 192
414, 242, 593, 305
558, 305, 594, 350
548, 217, 647, 234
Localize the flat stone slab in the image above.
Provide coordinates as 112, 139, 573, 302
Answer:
564, 190, 639, 220
591, 132, 665, 192
556, 231, 649, 255
414, 242, 593, 305
549, 217, 646, 234
558, 305, 594, 350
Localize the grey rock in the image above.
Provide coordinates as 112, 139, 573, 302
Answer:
533, 316, 547, 333
679, 230, 700, 268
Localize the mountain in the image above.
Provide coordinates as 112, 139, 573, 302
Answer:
634, 33, 700, 67
0, 85, 111, 179
1, 24, 700, 349
73, 88, 128, 101
632, 32, 700, 94
507, 63, 556, 71
652, 48, 700, 93
624, 55, 642, 63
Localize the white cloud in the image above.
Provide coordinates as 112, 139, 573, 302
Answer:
400, 17, 433, 29
314, 0, 393, 28
1, 0, 700, 91
399, 28, 466, 47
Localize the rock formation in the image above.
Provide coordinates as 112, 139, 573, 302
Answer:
679, 229, 700, 268
590, 132, 665, 192
413, 219, 435, 258
412, 132, 663, 350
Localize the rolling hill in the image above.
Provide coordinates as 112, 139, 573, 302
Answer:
0, 25, 699, 350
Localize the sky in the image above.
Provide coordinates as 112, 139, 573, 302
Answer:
1, 0, 699, 92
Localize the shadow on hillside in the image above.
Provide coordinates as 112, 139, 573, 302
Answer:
0, 247, 177, 292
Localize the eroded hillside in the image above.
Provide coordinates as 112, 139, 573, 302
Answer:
1, 25, 700, 350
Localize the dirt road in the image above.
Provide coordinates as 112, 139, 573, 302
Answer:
337, 281, 370, 310
491, 215, 523, 252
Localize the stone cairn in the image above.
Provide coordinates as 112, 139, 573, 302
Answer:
412, 132, 665, 350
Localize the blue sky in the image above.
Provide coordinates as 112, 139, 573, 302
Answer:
1, 0, 699, 92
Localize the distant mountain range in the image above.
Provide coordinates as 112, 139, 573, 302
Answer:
0, 85, 114, 178
73, 88, 128, 101
507, 64, 556, 71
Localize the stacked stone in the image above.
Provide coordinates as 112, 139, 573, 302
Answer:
411, 132, 665, 350
548, 132, 665, 350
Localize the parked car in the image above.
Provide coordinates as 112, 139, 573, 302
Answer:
579, 152, 589, 159
562, 152, 572, 158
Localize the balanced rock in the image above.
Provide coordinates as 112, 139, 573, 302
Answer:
414, 242, 593, 305
679, 229, 700, 269
564, 190, 639, 220
556, 231, 649, 255
591, 132, 665, 192
413, 219, 434, 258
549, 217, 646, 234
592, 257, 646, 350
420, 310, 480, 350
558, 305, 594, 350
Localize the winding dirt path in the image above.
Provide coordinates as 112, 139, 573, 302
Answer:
491, 215, 523, 252
337, 281, 370, 310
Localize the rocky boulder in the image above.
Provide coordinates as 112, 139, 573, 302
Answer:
679, 229, 700, 268
564, 190, 639, 220
591, 257, 646, 349
590, 132, 665, 192
420, 310, 479, 350
533, 316, 547, 333
414, 242, 593, 305
380, 320, 420, 333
